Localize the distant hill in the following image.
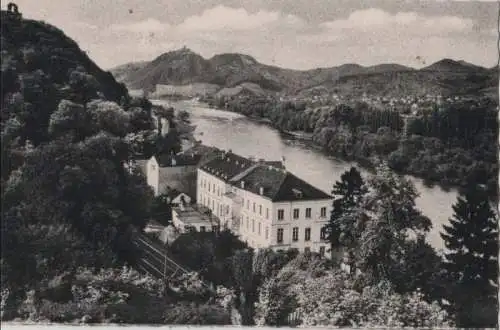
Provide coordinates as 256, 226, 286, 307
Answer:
111, 48, 497, 99
110, 61, 149, 83
422, 59, 489, 73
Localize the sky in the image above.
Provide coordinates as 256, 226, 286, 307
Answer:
7, 0, 499, 70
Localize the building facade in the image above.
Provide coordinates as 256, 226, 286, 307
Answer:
146, 154, 200, 196
196, 151, 333, 257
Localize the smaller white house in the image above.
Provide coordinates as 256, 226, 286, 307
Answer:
172, 203, 221, 233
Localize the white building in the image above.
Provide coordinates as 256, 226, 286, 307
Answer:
172, 203, 221, 233
146, 153, 201, 196
196, 151, 333, 257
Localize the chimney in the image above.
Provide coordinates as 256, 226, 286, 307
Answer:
259, 186, 264, 195
241, 181, 245, 189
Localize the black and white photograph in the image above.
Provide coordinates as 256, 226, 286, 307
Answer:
1, 0, 499, 328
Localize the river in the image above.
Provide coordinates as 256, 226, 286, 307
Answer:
152, 99, 458, 252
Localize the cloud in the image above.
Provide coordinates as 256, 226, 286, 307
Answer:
177, 5, 302, 31
321, 8, 474, 33
57, 5, 493, 70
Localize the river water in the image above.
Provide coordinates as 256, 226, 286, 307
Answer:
152, 99, 458, 252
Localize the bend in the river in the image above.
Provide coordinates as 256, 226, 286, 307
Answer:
152, 99, 458, 252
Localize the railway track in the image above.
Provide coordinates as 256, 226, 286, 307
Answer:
131, 232, 214, 292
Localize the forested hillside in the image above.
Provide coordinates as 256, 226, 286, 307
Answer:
112, 48, 497, 99
204, 95, 499, 198
0, 9, 226, 323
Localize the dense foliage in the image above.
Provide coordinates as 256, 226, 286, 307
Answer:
253, 252, 451, 327
1, 267, 229, 324
0, 11, 215, 324
205, 95, 498, 198
440, 183, 499, 327
168, 230, 249, 288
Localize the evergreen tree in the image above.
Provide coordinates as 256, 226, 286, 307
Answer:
327, 167, 368, 251
440, 183, 498, 327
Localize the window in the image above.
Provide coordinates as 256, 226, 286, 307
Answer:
305, 208, 312, 218
212, 184, 215, 193
265, 227, 269, 239
247, 200, 249, 210
266, 208, 269, 219
212, 200, 214, 211
212, 225, 219, 233
226, 205, 230, 215
319, 246, 326, 257
217, 187, 220, 196
277, 228, 284, 243
252, 219, 255, 232
258, 222, 261, 235
253, 202, 256, 213
200, 226, 206, 232
320, 226, 327, 240
320, 207, 327, 218
293, 208, 299, 219
305, 227, 311, 241
259, 205, 262, 215
304, 247, 311, 253
208, 184, 211, 192
292, 227, 299, 241
277, 209, 284, 220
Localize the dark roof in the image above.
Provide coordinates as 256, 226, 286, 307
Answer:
263, 161, 285, 169
200, 152, 254, 182
181, 143, 221, 156
272, 172, 331, 202
156, 153, 202, 167
199, 150, 329, 201
236, 165, 331, 202
179, 144, 225, 166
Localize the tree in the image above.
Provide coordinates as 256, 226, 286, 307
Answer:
355, 162, 432, 285
327, 167, 368, 253
87, 100, 131, 138
440, 183, 498, 327
48, 100, 92, 141
294, 271, 452, 327
387, 236, 447, 301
